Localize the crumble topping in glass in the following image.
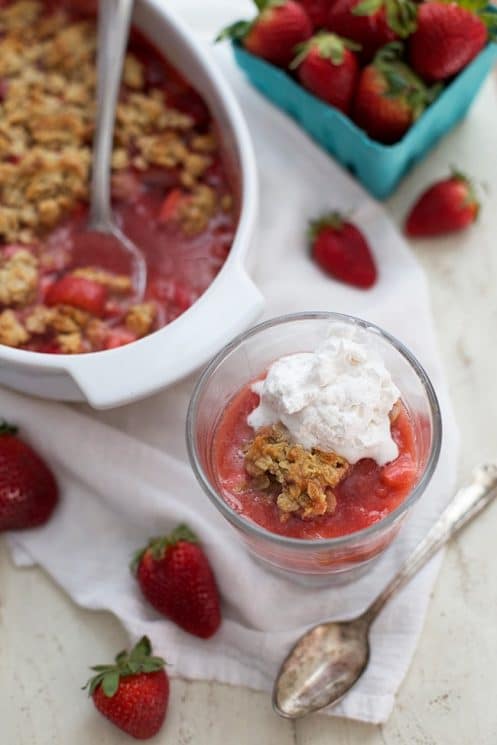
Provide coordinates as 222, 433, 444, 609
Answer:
244, 424, 349, 521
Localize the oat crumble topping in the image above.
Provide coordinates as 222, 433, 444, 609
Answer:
0, 1, 219, 244
72, 267, 132, 294
244, 426, 349, 521
0, 308, 29, 346
179, 184, 218, 236
0, 249, 39, 306
125, 302, 157, 337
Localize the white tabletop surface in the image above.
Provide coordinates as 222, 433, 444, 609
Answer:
1, 44, 497, 745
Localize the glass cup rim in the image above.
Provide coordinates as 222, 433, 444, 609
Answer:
186, 311, 443, 550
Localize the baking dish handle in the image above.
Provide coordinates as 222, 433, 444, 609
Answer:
68, 266, 264, 409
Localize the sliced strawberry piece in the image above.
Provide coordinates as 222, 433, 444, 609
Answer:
105, 328, 137, 350
45, 276, 108, 316
158, 188, 187, 224
380, 454, 417, 491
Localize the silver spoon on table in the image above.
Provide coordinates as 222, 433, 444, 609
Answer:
273, 462, 497, 719
71, 0, 146, 298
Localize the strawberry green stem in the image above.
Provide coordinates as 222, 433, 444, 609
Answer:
0, 420, 18, 436
308, 212, 347, 242
291, 32, 361, 69
83, 637, 166, 698
130, 524, 199, 575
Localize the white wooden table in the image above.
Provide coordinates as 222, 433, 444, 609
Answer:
1, 50, 496, 745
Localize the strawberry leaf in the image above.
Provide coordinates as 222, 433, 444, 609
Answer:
0, 420, 18, 436
215, 20, 252, 43
353, 0, 383, 15
450, 0, 487, 12
254, 0, 286, 9
384, 0, 418, 37
374, 42, 441, 117
102, 671, 120, 698
130, 636, 153, 660
479, 11, 497, 39
168, 524, 198, 545
308, 212, 347, 243
83, 636, 165, 699
291, 33, 360, 68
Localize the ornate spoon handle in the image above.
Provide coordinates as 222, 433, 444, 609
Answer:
365, 463, 497, 622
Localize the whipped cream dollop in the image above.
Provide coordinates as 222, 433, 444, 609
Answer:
247, 324, 401, 465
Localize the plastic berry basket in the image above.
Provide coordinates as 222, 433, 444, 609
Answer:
232, 32, 497, 200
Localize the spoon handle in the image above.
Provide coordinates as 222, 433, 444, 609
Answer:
365, 463, 497, 622
90, 0, 134, 229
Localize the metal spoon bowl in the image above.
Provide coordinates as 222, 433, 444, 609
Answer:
273, 463, 497, 719
71, 0, 146, 299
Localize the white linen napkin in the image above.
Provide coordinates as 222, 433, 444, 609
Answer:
3, 4, 459, 723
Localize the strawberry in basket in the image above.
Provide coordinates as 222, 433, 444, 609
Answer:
218, 0, 313, 68
409, 0, 492, 81
291, 32, 361, 113
327, 0, 417, 62
353, 43, 441, 144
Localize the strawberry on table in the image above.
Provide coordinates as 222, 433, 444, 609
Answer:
309, 212, 377, 288
217, 0, 313, 68
405, 171, 480, 237
132, 524, 221, 639
0, 421, 58, 531
291, 32, 360, 114
409, 1, 489, 82
45, 275, 108, 316
327, 0, 417, 62
84, 636, 169, 740
353, 43, 441, 144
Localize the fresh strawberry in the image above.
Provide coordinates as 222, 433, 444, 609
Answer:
0, 421, 58, 531
132, 525, 221, 639
405, 171, 479, 237
353, 43, 440, 144
45, 275, 107, 315
84, 637, 169, 740
218, 0, 312, 68
309, 212, 377, 288
296, 0, 332, 29
409, 2, 488, 82
327, 0, 417, 62
291, 32, 360, 113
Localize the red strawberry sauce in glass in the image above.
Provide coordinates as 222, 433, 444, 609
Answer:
212, 381, 419, 540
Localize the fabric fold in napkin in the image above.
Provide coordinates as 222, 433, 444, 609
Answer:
3, 5, 459, 723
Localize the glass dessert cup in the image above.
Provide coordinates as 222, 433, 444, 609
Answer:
187, 313, 442, 586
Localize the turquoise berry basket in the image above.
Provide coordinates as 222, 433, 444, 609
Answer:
232, 38, 497, 199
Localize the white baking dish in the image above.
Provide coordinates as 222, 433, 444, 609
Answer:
0, 0, 262, 408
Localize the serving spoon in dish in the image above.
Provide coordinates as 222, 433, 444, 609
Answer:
273, 462, 497, 719
71, 0, 147, 298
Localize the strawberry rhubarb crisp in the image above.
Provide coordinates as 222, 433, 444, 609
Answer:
0, 0, 236, 353
212, 325, 420, 539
